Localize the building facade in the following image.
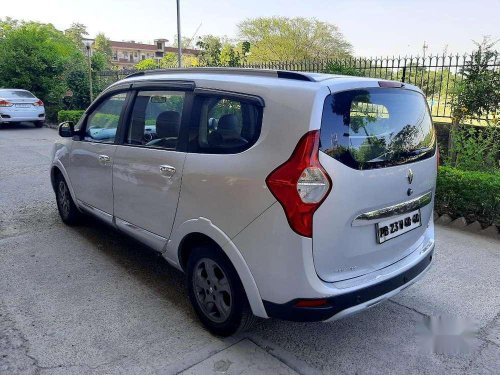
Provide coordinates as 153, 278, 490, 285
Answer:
107, 38, 199, 69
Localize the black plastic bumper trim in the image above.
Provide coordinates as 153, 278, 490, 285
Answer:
263, 248, 433, 322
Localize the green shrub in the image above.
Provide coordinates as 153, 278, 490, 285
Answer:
57, 110, 85, 124
436, 166, 500, 227
446, 124, 499, 171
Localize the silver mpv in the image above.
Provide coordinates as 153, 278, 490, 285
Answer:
51, 68, 437, 336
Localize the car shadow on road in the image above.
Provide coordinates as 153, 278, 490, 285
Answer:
70, 215, 197, 320
0, 122, 39, 130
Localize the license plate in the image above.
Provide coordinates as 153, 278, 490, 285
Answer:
15, 104, 31, 108
376, 209, 421, 243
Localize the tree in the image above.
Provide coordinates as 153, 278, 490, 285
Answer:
195, 36, 242, 66
0, 17, 20, 38
0, 21, 82, 119
64, 63, 90, 110
64, 22, 88, 47
135, 58, 158, 70
452, 38, 500, 124
324, 62, 364, 76
196, 35, 223, 66
183, 55, 199, 67
238, 17, 352, 62
447, 38, 500, 171
93, 32, 112, 58
160, 52, 178, 68
220, 43, 240, 66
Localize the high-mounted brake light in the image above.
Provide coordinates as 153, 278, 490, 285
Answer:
33, 100, 44, 106
378, 80, 404, 88
266, 130, 332, 237
0, 100, 13, 107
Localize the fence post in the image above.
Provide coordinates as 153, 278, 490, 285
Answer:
401, 66, 407, 82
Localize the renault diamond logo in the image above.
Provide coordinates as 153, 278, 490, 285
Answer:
407, 169, 414, 184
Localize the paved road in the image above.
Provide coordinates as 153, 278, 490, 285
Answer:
1, 124, 499, 375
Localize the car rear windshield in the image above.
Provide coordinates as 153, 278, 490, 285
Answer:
320, 88, 435, 170
0, 90, 35, 98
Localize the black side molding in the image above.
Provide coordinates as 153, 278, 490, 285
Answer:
263, 248, 434, 322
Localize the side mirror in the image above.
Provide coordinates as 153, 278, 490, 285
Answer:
58, 121, 74, 137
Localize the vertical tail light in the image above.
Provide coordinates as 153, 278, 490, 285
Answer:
33, 100, 44, 106
0, 100, 13, 107
266, 130, 332, 237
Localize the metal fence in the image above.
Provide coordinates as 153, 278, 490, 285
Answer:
96, 54, 500, 124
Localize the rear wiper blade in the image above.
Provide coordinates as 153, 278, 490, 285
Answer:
366, 147, 433, 163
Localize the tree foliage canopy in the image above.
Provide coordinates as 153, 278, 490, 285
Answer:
64, 22, 88, 47
195, 35, 247, 66
196, 35, 223, 66
0, 21, 80, 113
135, 58, 158, 70
447, 38, 500, 171
0, 18, 113, 118
238, 17, 352, 62
452, 38, 500, 124
94, 33, 112, 58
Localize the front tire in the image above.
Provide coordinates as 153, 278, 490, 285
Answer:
187, 246, 256, 336
55, 174, 81, 225
34, 121, 44, 128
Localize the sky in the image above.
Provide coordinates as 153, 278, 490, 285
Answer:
3, 0, 499, 57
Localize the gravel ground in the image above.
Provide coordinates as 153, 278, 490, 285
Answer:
1, 124, 499, 374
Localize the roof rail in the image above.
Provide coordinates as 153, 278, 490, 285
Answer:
125, 67, 317, 82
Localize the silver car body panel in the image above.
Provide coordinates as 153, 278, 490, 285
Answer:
68, 142, 117, 215
112, 145, 186, 239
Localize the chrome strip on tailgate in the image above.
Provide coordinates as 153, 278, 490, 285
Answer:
352, 191, 432, 226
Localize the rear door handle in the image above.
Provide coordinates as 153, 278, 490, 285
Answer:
98, 154, 111, 165
159, 164, 176, 177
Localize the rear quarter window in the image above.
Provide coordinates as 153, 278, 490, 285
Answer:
188, 95, 263, 154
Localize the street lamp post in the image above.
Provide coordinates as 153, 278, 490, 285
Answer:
176, 0, 182, 67
82, 39, 93, 102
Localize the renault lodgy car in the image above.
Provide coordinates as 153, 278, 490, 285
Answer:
51, 68, 436, 336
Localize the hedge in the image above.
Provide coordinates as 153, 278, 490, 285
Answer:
57, 110, 85, 124
436, 166, 500, 227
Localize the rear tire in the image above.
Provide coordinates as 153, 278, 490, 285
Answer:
187, 246, 256, 336
55, 174, 82, 225
34, 121, 44, 128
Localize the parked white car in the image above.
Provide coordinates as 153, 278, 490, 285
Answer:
50, 68, 437, 336
0, 89, 45, 127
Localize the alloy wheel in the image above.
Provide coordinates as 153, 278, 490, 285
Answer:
192, 258, 232, 323
58, 180, 71, 218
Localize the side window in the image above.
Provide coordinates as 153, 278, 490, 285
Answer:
126, 91, 185, 150
191, 96, 261, 154
84, 93, 127, 143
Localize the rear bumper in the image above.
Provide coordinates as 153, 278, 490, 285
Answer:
0, 110, 45, 123
263, 246, 434, 322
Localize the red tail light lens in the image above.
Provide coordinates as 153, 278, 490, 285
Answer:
0, 100, 13, 107
266, 130, 332, 237
33, 100, 44, 106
